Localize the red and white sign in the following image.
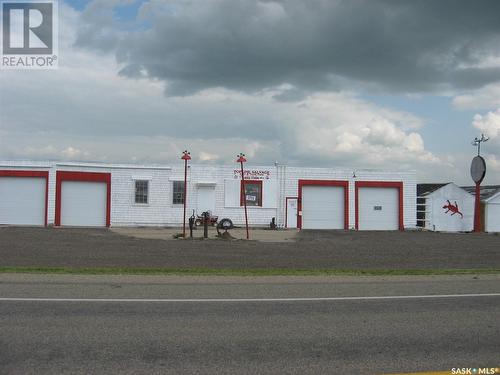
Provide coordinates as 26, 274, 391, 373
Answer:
234, 169, 271, 180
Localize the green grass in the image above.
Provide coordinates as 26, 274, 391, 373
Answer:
0, 267, 499, 276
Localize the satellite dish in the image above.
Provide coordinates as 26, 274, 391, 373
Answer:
470, 156, 486, 184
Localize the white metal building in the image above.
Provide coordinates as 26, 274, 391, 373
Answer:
416, 183, 474, 232
0, 160, 417, 230
484, 190, 500, 233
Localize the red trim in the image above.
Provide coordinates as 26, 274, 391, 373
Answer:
240, 180, 263, 207
297, 180, 349, 230
55, 171, 111, 227
354, 181, 404, 231
285, 197, 298, 228
0, 170, 49, 226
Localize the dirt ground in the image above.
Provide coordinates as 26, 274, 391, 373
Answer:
111, 227, 299, 242
0, 226, 499, 270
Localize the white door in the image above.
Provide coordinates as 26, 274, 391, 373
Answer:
286, 198, 298, 228
301, 186, 344, 229
485, 204, 500, 232
358, 187, 399, 230
61, 181, 107, 226
0, 177, 45, 225
197, 186, 216, 214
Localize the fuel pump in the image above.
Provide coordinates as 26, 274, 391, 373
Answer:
188, 210, 195, 238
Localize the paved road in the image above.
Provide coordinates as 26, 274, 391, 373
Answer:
1, 227, 500, 269
1, 274, 499, 374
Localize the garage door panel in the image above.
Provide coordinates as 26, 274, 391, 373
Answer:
0, 177, 45, 225
61, 181, 107, 227
358, 187, 399, 230
302, 186, 344, 229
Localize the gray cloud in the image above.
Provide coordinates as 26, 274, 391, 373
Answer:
74, 0, 500, 96
3, 2, 499, 185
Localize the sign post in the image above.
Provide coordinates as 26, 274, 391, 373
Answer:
181, 150, 191, 238
236, 153, 250, 240
470, 135, 488, 233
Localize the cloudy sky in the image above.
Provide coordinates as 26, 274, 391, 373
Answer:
1, 0, 500, 184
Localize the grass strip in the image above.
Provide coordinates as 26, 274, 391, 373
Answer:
0, 267, 499, 276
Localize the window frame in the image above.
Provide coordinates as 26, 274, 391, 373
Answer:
172, 180, 185, 205
240, 180, 263, 207
134, 179, 149, 205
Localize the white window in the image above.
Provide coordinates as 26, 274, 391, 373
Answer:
135, 180, 149, 204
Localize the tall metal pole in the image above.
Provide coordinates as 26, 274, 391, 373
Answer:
181, 150, 191, 238
471, 134, 488, 233
474, 181, 481, 232
237, 153, 249, 239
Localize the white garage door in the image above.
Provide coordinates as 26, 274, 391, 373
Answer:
301, 186, 344, 229
61, 181, 107, 227
0, 177, 45, 225
358, 187, 399, 230
485, 204, 500, 232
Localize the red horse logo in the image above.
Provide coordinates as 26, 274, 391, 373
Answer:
442, 200, 463, 218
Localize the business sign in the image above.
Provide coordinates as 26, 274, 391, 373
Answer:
234, 169, 271, 180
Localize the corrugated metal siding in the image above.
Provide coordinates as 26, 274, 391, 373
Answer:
0, 161, 416, 228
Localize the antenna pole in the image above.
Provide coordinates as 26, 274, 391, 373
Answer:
472, 134, 489, 157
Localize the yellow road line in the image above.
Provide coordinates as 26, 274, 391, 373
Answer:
385, 370, 500, 375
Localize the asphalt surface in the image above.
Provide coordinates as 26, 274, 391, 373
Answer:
1, 227, 500, 269
0, 274, 499, 374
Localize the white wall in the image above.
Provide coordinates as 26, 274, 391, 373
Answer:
185, 164, 278, 227
425, 183, 474, 232
282, 167, 416, 229
54, 163, 172, 226
57, 163, 279, 227
485, 192, 500, 233
0, 161, 416, 229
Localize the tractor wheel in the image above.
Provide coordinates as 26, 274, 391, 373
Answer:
218, 218, 234, 230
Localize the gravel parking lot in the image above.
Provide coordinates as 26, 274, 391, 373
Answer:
0, 226, 499, 270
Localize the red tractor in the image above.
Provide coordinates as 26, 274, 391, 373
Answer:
194, 211, 218, 227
